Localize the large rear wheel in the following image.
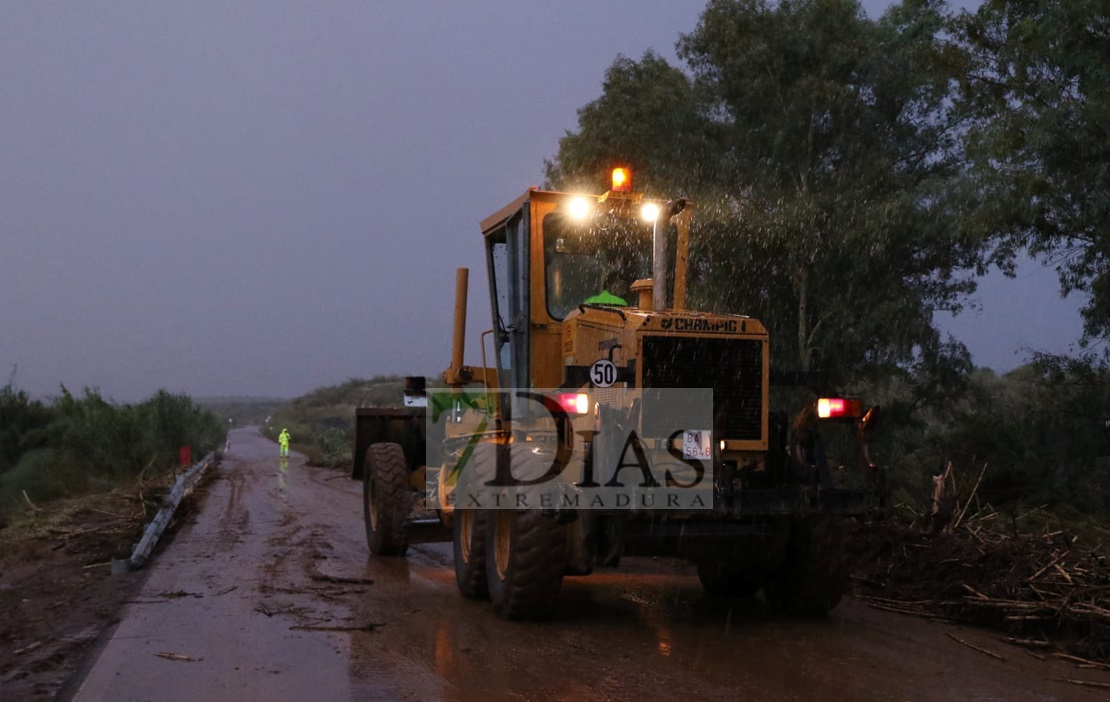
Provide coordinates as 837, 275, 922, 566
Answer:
363, 442, 411, 557
764, 516, 849, 615
696, 557, 762, 599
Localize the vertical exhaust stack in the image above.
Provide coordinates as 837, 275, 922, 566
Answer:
449, 267, 469, 385
673, 204, 692, 312
653, 214, 668, 312
652, 198, 689, 312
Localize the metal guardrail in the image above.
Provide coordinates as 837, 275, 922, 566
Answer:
126, 452, 216, 571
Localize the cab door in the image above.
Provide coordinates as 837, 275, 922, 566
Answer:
485, 206, 530, 396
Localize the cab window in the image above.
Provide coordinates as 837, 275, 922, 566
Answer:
542, 210, 652, 320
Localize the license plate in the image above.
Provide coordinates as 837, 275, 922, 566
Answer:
683, 430, 712, 460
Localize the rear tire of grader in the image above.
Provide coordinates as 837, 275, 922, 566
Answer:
764, 516, 849, 615
695, 558, 762, 599
363, 442, 411, 557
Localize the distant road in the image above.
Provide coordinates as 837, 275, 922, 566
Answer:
68, 427, 1110, 701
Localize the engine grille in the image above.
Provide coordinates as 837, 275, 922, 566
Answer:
640, 335, 764, 440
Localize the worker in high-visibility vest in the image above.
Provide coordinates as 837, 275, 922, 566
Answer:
584, 269, 629, 306
278, 428, 291, 457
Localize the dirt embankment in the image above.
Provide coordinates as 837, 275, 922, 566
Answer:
0, 473, 210, 700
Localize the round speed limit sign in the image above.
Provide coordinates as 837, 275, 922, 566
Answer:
589, 359, 617, 388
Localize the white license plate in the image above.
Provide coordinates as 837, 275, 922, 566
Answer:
683, 430, 712, 460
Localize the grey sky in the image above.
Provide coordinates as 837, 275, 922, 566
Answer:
0, 1, 1083, 402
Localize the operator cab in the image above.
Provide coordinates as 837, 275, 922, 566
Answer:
478, 168, 682, 391
543, 194, 657, 318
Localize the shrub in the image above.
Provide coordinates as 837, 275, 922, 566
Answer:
0, 385, 224, 516
0, 381, 53, 476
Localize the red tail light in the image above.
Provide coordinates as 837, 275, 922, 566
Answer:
557, 392, 589, 416
817, 398, 862, 419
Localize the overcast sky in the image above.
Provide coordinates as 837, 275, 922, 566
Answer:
0, 1, 1085, 402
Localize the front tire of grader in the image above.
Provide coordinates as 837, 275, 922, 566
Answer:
453, 442, 498, 598
363, 442, 411, 557
764, 516, 849, 616
485, 508, 566, 619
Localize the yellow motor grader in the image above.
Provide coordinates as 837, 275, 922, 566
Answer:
352, 169, 884, 619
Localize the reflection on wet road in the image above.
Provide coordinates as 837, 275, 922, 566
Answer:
69, 428, 1110, 702
350, 546, 1109, 702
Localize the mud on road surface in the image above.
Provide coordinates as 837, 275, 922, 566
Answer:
43, 427, 1110, 701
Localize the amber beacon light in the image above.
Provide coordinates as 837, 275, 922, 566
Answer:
611, 167, 631, 192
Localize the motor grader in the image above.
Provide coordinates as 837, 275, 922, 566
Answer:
352, 169, 884, 619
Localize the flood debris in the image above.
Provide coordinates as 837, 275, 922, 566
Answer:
13, 642, 43, 656
254, 602, 277, 617
0, 461, 213, 700
289, 622, 383, 633
944, 632, 1006, 661
308, 573, 374, 585
154, 651, 203, 662
1054, 653, 1110, 671
855, 502, 1110, 664
22, 489, 41, 512
1048, 677, 1110, 690
157, 590, 204, 599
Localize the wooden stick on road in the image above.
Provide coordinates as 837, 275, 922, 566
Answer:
945, 632, 1007, 661
309, 573, 374, 585
1049, 678, 1110, 690
155, 652, 203, 662
290, 622, 383, 632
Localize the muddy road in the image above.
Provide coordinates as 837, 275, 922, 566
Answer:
67, 428, 1110, 701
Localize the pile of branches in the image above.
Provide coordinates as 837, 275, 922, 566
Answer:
853, 464, 1110, 664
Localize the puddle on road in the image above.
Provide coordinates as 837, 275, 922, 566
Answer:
337, 550, 1103, 702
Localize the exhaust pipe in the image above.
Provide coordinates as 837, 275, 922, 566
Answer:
450, 267, 469, 383
652, 198, 687, 311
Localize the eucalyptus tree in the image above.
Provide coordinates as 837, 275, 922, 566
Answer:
549, 0, 985, 388
955, 0, 1110, 344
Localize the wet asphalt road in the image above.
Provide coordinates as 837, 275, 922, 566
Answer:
67, 428, 1110, 701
